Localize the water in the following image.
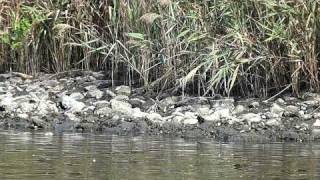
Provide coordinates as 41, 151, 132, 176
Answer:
0, 131, 319, 180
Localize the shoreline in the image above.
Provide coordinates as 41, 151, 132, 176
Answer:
0, 71, 319, 142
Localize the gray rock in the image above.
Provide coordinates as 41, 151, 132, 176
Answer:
270, 103, 284, 117
69, 92, 85, 100
61, 95, 86, 113
250, 101, 260, 108
110, 99, 132, 114
210, 98, 234, 109
146, 113, 163, 123
85, 86, 104, 99
276, 98, 285, 105
266, 119, 281, 127
114, 95, 129, 101
233, 105, 246, 114
183, 118, 198, 125
284, 105, 299, 117
313, 119, 320, 128
94, 107, 113, 116
115, 85, 131, 96
105, 89, 116, 97
240, 113, 262, 123
203, 108, 231, 121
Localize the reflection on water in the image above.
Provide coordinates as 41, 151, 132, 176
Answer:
0, 130, 319, 180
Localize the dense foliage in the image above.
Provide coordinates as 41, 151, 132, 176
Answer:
0, 0, 320, 97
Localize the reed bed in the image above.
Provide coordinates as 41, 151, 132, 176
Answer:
0, 0, 319, 97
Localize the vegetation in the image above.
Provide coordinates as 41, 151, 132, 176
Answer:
0, 0, 320, 97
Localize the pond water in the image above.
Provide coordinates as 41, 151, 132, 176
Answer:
0, 131, 319, 180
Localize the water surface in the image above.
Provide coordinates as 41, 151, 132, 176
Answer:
0, 131, 319, 180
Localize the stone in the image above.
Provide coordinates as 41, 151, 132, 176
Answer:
313, 119, 320, 128
37, 100, 58, 115
283, 105, 299, 117
65, 112, 80, 122
0, 94, 18, 112
129, 98, 146, 108
94, 107, 113, 116
132, 108, 148, 119
183, 118, 198, 125
17, 113, 29, 119
270, 103, 284, 117
105, 89, 116, 97
203, 108, 231, 121
146, 113, 163, 123
233, 105, 246, 114
249, 101, 260, 108
85, 86, 104, 99
266, 119, 281, 127
61, 95, 86, 113
240, 113, 262, 123
115, 85, 131, 96
69, 92, 85, 100
110, 99, 133, 115
114, 95, 129, 101
276, 98, 285, 105
209, 98, 234, 109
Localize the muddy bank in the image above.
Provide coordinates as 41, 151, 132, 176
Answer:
0, 71, 320, 141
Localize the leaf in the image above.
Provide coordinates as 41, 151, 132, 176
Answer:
177, 29, 190, 39
140, 13, 161, 24
126, 33, 145, 40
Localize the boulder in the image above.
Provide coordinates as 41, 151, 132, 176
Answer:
270, 103, 284, 117
61, 95, 86, 113
85, 85, 104, 99
240, 113, 262, 123
110, 99, 132, 115
115, 85, 131, 96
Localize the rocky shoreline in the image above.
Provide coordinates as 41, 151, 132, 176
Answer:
1, 71, 320, 141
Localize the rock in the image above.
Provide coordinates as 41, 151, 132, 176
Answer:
129, 98, 146, 108
303, 100, 318, 106
65, 112, 80, 121
302, 114, 312, 120
93, 100, 110, 109
203, 108, 231, 121
18, 102, 35, 113
313, 119, 320, 128
233, 105, 246, 114
69, 92, 85, 100
41, 80, 59, 88
240, 113, 262, 123
210, 98, 234, 109
312, 129, 320, 138
0, 94, 18, 112
270, 103, 284, 117
159, 96, 179, 111
105, 89, 116, 97
94, 107, 113, 116
276, 98, 285, 105
85, 86, 104, 99
17, 113, 29, 119
115, 85, 131, 96
266, 119, 281, 127
132, 108, 148, 119
183, 118, 198, 125
61, 95, 86, 113
249, 101, 260, 108
110, 99, 132, 115
114, 95, 129, 101
283, 105, 299, 117
146, 113, 163, 123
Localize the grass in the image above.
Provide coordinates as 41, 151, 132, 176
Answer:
0, 0, 320, 97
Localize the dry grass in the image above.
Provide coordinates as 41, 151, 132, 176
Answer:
0, 0, 320, 97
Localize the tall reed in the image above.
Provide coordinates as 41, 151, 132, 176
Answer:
0, 0, 319, 97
